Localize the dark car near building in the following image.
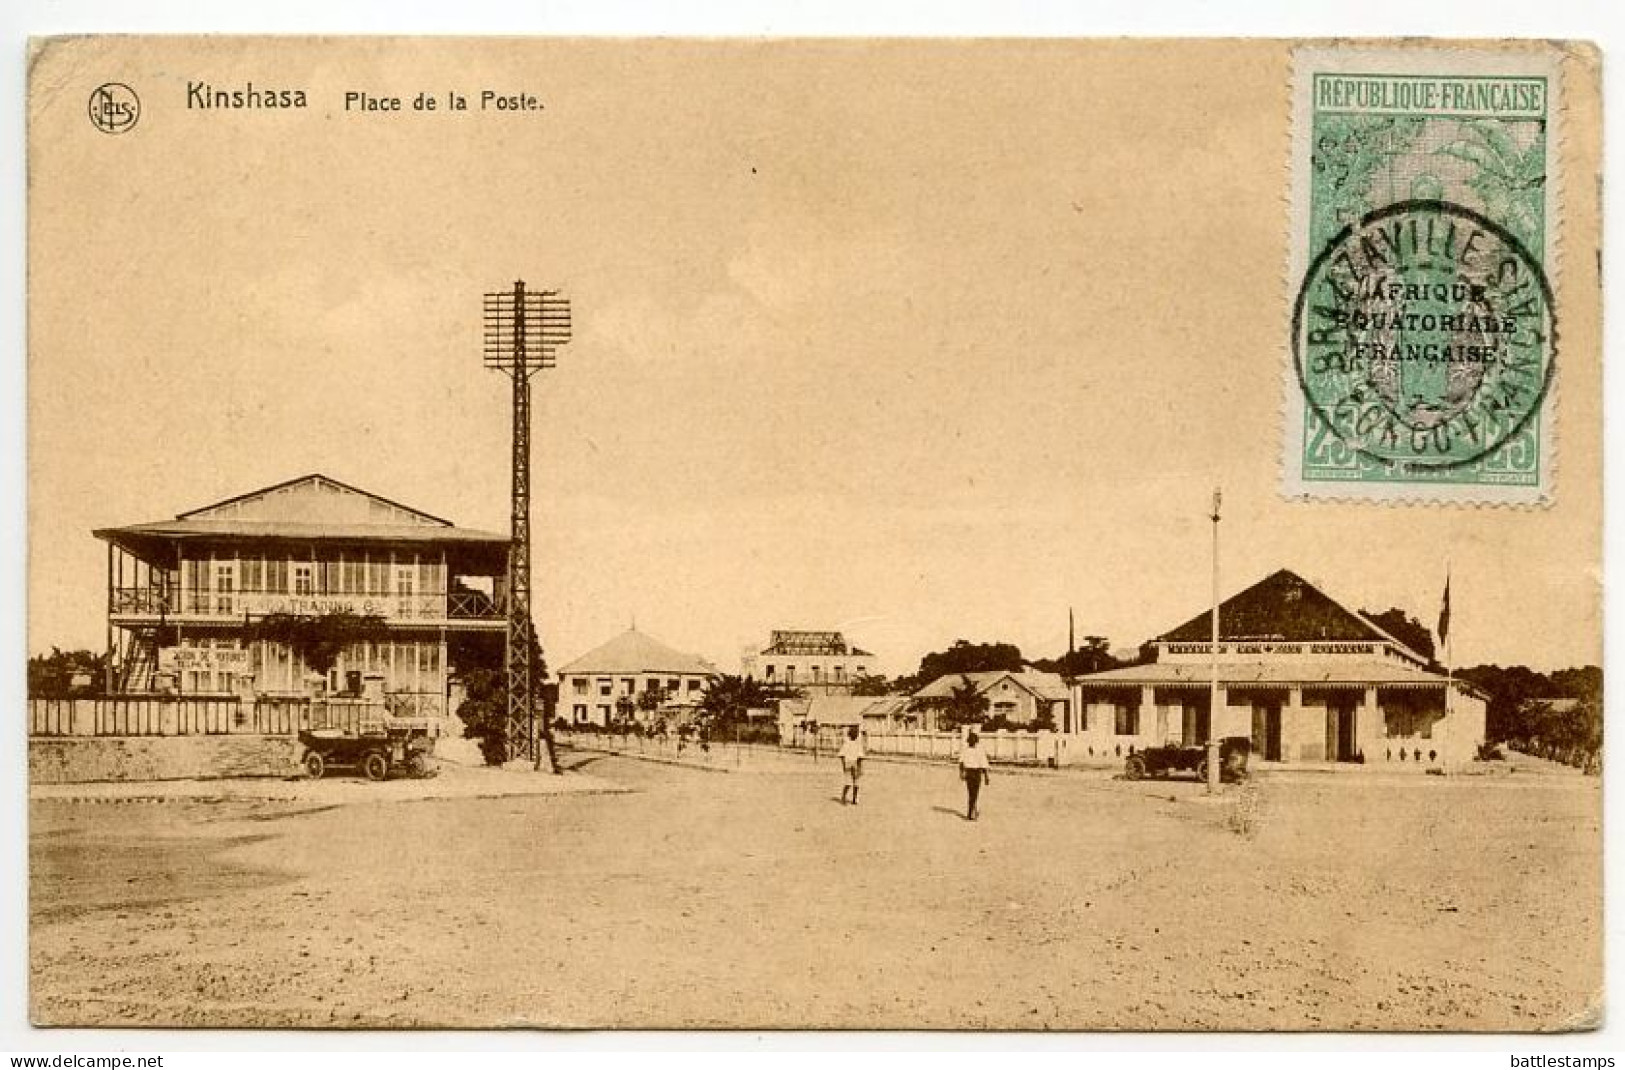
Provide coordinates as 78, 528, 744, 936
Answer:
1123, 735, 1251, 783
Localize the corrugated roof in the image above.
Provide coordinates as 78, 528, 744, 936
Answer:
556, 628, 717, 677
780, 695, 911, 725
95, 518, 508, 545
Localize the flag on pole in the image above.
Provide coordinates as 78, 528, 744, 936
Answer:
1437, 574, 1452, 648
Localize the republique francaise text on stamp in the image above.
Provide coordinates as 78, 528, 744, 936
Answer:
1285, 48, 1560, 505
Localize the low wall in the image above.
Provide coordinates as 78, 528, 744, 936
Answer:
28, 735, 301, 785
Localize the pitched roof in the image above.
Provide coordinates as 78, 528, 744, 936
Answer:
556, 628, 717, 677
912, 669, 1070, 702
95, 474, 508, 548
1159, 569, 1398, 646
180, 474, 450, 526
780, 695, 911, 725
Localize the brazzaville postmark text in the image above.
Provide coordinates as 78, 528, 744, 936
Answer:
1285, 52, 1559, 504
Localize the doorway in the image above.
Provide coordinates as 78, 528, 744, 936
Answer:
1326, 699, 1358, 762
1180, 699, 1210, 747
1252, 699, 1282, 761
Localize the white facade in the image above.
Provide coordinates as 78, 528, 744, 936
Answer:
741, 630, 877, 693
1070, 570, 1488, 768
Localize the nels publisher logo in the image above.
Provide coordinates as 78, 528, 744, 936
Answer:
88, 82, 140, 134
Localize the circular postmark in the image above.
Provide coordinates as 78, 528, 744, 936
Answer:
1292, 199, 1555, 474
88, 83, 140, 135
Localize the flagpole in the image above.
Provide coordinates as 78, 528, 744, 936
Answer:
1440, 565, 1453, 762
1207, 487, 1222, 795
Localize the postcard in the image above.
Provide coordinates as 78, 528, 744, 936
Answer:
26, 36, 1602, 1031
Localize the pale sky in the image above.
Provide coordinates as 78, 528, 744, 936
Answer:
27, 37, 1603, 674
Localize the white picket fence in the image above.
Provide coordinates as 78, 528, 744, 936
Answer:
795, 728, 1059, 766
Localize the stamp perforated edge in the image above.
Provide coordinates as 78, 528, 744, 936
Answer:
1279, 42, 1566, 508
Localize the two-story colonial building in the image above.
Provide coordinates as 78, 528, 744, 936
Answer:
740, 629, 877, 694
95, 474, 509, 726
555, 627, 716, 727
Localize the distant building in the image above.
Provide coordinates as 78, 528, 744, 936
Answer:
1071, 568, 1487, 767
95, 473, 508, 726
778, 693, 913, 743
740, 630, 877, 694
910, 669, 1071, 731
555, 628, 716, 727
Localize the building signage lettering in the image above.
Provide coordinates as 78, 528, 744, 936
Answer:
160, 646, 251, 673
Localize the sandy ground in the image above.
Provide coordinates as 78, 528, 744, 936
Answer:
28, 750, 1601, 1031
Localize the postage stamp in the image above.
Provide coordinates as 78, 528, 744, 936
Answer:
1284, 48, 1561, 505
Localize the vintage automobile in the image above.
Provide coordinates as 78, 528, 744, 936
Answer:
298, 717, 438, 781
1123, 735, 1251, 783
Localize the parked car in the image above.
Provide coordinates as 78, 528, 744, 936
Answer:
299, 717, 437, 781
1123, 735, 1251, 783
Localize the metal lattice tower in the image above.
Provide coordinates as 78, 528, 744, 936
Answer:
483, 280, 571, 769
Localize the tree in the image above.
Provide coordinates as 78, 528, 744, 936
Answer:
636, 686, 667, 715
28, 647, 108, 698
849, 671, 894, 696
1361, 607, 1436, 664
698, 674, 799, 730
455, 667, 509, 766
248, 611, 390, 677
914, 640, 1024, 687
1033, 636, 1119, 678
912, 675, 990, 732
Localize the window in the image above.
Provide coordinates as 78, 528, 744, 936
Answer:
213, 562, 236, 616
1114, 702, 1139, 736
293, 563, 314, 596
596, 704, 610, 722
687, 679, 702, 692
572, 678, 588, 695
621, 678, 635, 696
573, 704, 587, 720
784, 666, 796, 685
598, 678, 612, 697
764, 664, 775, 679
667, 678, 679, 692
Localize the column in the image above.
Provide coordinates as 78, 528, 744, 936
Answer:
1138, 686, 1156, 743
1358, 686, 1381, 763
1281, 685, 1305, 763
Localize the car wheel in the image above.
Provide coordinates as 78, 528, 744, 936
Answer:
1124, 754, 1146, 781
303, 750, 325, 780
362, 750, 389, 781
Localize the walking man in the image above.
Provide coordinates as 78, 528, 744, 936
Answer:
839, 725, 865, 806
958, 730, 990, 820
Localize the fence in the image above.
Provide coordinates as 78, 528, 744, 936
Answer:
788, 728, 1058, 766
28, 693, 447, 739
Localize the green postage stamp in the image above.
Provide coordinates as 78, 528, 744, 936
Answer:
1285, 47, 1561, 505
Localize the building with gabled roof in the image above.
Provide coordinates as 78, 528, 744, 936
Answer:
911, 669, 1071, 731
1071, 569, 1485, 768
95, 474, 510, 725
555, 627, 717, 727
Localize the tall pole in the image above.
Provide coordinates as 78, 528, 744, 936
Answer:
508, 280, 535, 767
1207, 487, 1222, 794
484, 279, 571, 772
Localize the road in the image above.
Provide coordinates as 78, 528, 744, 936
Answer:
29, 752, 1601, 1030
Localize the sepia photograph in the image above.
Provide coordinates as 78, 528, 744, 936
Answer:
20, 32, 1604, 1038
